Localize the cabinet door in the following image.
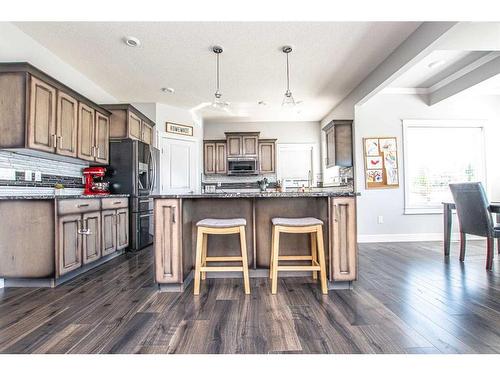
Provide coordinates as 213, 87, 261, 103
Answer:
128, 112, 142, 140
95, 112, 110, 164
56, 91, 78, 157
154, 199, 182, 283
204, 142, 216, 174
28, 76, 56, 153
82, 211, 101, 264
242, 135, 258, 156
258, 141, 275, 173
227, 136, 242, 157
101, 210, 117, 256
335, 122, 353, 167
325, 127, 335, 167
116, 208, 129, 250
215, 142, 227, 174
330, 197, 357, 281
78, 102, 95, 162
57, 214, 82, 276
141, 122, 153, 145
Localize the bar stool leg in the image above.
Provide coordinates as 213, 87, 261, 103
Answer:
201, 233, 208, 280
239, 226, 251, 294
194, 228, 204, 295
269, 225, 275, 279
315, 225, 328, 294
271, 226, 280, 294
310, 232, 318, 280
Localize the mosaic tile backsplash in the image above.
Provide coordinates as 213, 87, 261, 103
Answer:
0, 151, 87, 194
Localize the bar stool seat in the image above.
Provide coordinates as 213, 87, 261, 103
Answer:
270, 217, 328, 294
197, 218, 247, 228
272, 217, 323, 227
194, 217, 250, 295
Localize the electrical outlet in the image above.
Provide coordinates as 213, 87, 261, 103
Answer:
24, 170, 33, 181
377, 215, 384, 224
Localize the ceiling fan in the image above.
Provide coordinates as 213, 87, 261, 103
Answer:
191, 46, 234, 115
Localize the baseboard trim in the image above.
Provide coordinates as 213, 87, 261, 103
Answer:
358, 233, 484, 243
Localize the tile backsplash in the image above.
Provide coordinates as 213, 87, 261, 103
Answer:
0, 150, 87, 195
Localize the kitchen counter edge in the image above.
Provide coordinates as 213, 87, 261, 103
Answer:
0, 194, 130, 200
150, 191, 360, 199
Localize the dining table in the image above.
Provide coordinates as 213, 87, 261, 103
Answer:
442, 201, 500, 256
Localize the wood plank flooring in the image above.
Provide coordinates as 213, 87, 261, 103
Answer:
0, 240, 499, 353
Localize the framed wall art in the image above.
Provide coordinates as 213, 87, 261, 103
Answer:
363, 137, 399, 189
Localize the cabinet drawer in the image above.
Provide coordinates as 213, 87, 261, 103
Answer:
57, 199, 101, 215
102, 197, 128, 210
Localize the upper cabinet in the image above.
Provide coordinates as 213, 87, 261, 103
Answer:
0, 63, 111, 165
204, 140, 227, 175
225, 132, 259, 157
324, 120, 353, 168
102, 104, 155, 145
258, 139, 276, 174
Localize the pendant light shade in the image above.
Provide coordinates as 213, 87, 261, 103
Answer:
282, 46, 296, 108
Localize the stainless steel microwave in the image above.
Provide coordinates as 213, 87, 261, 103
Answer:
227, 158, 258, 175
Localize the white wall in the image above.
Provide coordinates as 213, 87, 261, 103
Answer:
0, 22, 117, 104
354, 93, 500, 242
204, 121, 322, 182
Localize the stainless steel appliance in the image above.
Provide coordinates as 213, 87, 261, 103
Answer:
107, 139, 157, 251
227, 158, 258, 175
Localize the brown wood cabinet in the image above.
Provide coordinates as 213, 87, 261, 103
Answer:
56, 91, 78, 158
324, 120, 353, 168
82, 211, 101, 264
57, 214, 83, 276
0, 63, 111, 164
258, 139, 276, 173
101, 210, 117, 256
225, 132, 260, 157
329, 196, 357, 281
204, 141, 227, 175
116, 207, 129, 250
154, 199, 182, 284
102, 104, 155, 145
28, 76, 57, 153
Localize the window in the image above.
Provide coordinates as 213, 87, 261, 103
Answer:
403, 120, 485, 214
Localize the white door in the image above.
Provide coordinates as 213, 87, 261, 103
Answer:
159, 136, 198, 194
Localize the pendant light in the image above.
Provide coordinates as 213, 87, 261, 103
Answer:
211, 45, 229, 109
282, 45, 296, 108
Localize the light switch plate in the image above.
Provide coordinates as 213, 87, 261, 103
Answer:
0, 168, 16, 181
25, 170, 33, 181
34, 171, 42, 182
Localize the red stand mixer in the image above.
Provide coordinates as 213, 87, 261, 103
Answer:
83, 167, 110, 196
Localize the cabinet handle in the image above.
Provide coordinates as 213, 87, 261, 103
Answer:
113, 201, 122, 205
57, 135, 62, 148
51, 134, 57, 148
333, 204, 339, 223
78, 228, 91, 235
172, 210, 176, 224
77, 203, 89, 208
96, 146, 100, 158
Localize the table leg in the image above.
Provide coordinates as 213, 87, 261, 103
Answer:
443, 203, 452, 257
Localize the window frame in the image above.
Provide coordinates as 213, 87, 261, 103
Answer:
402, 119, 487, 215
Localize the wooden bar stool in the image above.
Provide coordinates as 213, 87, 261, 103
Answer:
194, 218, 250, 295
269, 217, 327, 294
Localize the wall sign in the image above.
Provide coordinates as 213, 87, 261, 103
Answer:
166, 122, 193, 137
363, 137, 399, 189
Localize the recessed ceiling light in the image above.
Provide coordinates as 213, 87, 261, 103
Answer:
161, 87, 175, 94
428, 60, 446, 69
258, 100, 267, 106
124, 36, 141, 47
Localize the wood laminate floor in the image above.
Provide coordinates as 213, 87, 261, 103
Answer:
0, 240, 499, 354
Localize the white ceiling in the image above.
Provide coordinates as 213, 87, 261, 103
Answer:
15, 22, 420, 122
389, 50, 491, 89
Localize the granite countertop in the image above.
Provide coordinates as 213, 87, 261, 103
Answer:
0, 194, 130, 200
151, 190, 359, 199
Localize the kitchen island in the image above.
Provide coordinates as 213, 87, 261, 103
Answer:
152, 190, 358, 292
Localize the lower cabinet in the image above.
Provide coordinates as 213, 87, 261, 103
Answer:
57, 198, 129, 277
58, 214, 83, 276
154, 199, 182, 283
330, 197, 357, 281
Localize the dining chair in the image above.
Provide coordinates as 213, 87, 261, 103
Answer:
449, 182, 497, 270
